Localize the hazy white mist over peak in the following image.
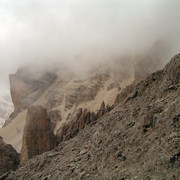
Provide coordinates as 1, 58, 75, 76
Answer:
0, 0, 180, 94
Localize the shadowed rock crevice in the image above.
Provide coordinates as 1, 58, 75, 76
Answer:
0, 137, 19, 176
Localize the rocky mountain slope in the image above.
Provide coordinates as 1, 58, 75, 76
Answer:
0, 59, 134, 153
2, 54, 180, 179
0, 95, 13, 128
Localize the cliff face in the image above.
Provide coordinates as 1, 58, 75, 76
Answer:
5, 54, 180, 179
21, 105, 56, 164
9, 69, 57, 119
0, 137, 19, 176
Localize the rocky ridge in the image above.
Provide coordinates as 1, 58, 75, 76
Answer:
4, 54, 180, 179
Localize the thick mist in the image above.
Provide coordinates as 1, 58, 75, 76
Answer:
0, 0, 180, 94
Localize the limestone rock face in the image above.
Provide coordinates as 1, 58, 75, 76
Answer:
45, 71, 113, 112
21, 105, 56, 164
9, 69, 57, 119
0, 136, 19, 176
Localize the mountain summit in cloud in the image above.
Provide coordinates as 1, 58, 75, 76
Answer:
0, 0, 180, 93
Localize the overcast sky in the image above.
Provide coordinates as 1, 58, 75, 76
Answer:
0, 0, 180, 94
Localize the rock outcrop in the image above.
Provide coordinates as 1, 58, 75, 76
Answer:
21, 105, 56, 164
56, 101, 114, 143
5, 54, 180, 179
9, 69, 57, 119
0, 136, 19, 176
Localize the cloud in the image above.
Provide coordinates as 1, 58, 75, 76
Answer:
0, 0, 180, 93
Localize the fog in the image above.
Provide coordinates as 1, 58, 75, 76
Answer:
0, 0, 180, 95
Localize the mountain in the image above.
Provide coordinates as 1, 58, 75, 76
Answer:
0, 54, 179, 179
0, 95, 13, 128
0, 58, 135, 153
